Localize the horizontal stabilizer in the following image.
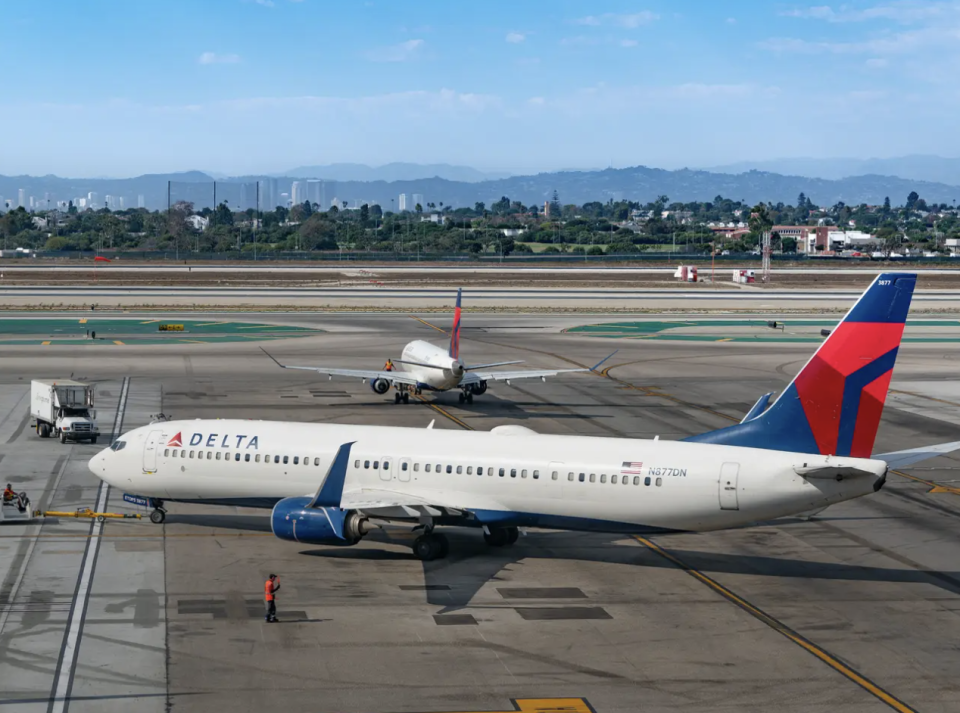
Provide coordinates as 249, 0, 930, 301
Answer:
464, 360, 524, 371
875, 440, 960, 469
741, 392, 773, 423
794, 464, 882, 480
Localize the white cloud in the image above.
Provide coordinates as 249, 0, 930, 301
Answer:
364, 39, 423, 62
620, 39, 639, 47
574, 12, 658, 28
506, 32, 525, 43
198, 52, 241, 65
781, 2, 959, 23
759, 24, 953, 54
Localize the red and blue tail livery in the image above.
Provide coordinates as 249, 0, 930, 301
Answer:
687, 273, 916, 457
448, 287, 462, 359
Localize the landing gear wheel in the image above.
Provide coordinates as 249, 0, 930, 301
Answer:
458, 392, 466, 404
149, 509, 166, 524
402, 393, 410, 404
483, 527, 516, 547
466, 393, 474, 404
394, 393, 401, 404
412, 533, 449, 561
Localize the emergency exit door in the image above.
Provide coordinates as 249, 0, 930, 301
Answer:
718, 462, 739, 510
143, 430, 162, 473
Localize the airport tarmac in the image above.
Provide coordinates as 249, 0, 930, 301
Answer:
1, 313, 960, 713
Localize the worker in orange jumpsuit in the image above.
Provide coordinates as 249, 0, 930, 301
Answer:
264, 574, 280, 623
384, 359, 394, 371
2, 483, 15, 503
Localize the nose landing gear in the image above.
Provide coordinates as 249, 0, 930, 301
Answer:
149, 498, 167, 524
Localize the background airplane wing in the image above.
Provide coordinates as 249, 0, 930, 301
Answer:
461, 367, 588, 384
261, 348, 420, 385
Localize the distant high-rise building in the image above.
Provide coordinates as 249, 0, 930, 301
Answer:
412, 193, 424, 210
18, 189, 25, 208
306, 179, 322, 207
280, 192, 290, 207
87, 192, 98, 207
119, 197, 126, 210
258, 179, 277, 211
137, 194, 145, 209
398, 193, 408, 211
291, 181, 307, 206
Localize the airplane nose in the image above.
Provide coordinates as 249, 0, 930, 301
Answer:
88, 449, 110, 482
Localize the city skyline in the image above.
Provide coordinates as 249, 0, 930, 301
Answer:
2, 1, 957, 177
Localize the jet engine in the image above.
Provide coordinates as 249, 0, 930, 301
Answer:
271, 497, 374, 545
370, 378, 391, 395
470, 381, 488, 395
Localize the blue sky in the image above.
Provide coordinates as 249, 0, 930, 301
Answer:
0, 0, 954, 177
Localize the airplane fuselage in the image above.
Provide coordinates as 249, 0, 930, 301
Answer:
399, 339, 465, 392
90, 419, 885, 535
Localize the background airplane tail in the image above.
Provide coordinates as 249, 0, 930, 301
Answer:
449, 288, 462, 359
686, 273, 916, 457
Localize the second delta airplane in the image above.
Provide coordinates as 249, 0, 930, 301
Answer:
90, 273, 960, 561
263, 288, 597, 404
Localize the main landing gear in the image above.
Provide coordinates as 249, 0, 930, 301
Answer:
410, 525, 519, 561
458, 389, 474, 404
149, 499, 167, 524
393, 385, 411, 404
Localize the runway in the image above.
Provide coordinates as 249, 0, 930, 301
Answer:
1, 313, 959, 712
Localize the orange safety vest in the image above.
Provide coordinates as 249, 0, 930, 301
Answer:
384, 360, 393, 371
264, 579, 275, 601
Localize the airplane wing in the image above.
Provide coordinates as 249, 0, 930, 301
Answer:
341, 487, 509, 521
261, 348, 420, 386
461, 367, 588, 384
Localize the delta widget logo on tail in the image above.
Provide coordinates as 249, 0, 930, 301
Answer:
166, 432, 259, 449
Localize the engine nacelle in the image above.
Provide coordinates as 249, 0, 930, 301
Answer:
370, 378, 391, 395
270, 497, 372, 545
470, 381, 487, 395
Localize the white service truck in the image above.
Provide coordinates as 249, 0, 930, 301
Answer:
31, 380, 100, 444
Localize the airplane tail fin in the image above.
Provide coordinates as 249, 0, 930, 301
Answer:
449, 288, 462, 359
686, 273, 916, 457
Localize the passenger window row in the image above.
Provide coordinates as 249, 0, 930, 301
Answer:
351, 459, 663, 487
163, 448, 321, 467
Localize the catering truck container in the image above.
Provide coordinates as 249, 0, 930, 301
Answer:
31, 380, 99, 444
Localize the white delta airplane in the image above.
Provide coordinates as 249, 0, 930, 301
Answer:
90, 273, 960, 562
262, 288, 596, 404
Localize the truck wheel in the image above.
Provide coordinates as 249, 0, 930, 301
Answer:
90, 437, 98, 445
40, 423, 50, 438
59, 431, 66, 444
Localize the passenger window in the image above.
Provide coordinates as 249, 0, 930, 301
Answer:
551, 471, 558, 480
304, 458, 309, 467
611, 474, 618, 484
456, 465, 462, 474
446, 465, 452, 474
383, 461, 389, 471
364, 460, 370, 469
568, 472, 574, 482
216, 452, 221, 461
633, 476, 640, 485
589, 474, 596, 483
425, 464, 431, 473
477, 467, 483, 475
274, 456, 280, 464
189, 451, 195, 459
435, 464, 441, 472
521, 469, 527, 479
533, 470, 539, 480
656, 477, 662, 487
510, 469, 516, 478
600, 474, 607, 483
235, 453, 241, 462
164, 448, 169, 457
314, 458, 320, 466
372, 461, 378, 469
624, 477, 629, 485
283, 456, 289, 465
354, 459, 360, 469
402, 462, 408, 471
644, 476, 651, 486
499, 468, 505, 477
414, 463, 420, 472
293, 456, 299, 465
466, 466, 472, 475
245, 454, 251, 462
207, 452, 213, 460
199, 451, 204, 459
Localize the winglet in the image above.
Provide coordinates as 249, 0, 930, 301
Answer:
590, 350, 619, 372
260, 347, 287, 370
309, 442, 356, 508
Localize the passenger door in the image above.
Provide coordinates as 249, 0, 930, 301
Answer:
398, 457, 411, 482
142, 430, 162, 473
380, 456, 393, 482
718, 462, 740, 510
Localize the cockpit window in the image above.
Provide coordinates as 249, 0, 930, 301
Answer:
110, 441, 126, 452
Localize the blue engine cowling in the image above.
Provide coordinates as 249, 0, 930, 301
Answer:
370, 378, 390, 394
270, 497, 372, 545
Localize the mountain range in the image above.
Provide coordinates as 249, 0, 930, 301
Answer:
3, 164, 960, 212
706, 155, 960, 186
276, 162, 512, 183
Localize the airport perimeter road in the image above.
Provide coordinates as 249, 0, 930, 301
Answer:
1, 316, 959, 712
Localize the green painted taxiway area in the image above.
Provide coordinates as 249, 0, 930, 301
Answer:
0, 318, 322, 345
565, 319, 960, 343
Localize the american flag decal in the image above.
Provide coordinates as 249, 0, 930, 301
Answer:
621, 461, 644, 474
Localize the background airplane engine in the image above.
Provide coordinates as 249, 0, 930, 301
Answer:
270, 497, 373, 545
470, 381, 488, 395
370, 378, 391, 395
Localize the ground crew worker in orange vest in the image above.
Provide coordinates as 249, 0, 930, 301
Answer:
2, 484, 15, 503
264, 574, 280, 623
384, 359, 394, 371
